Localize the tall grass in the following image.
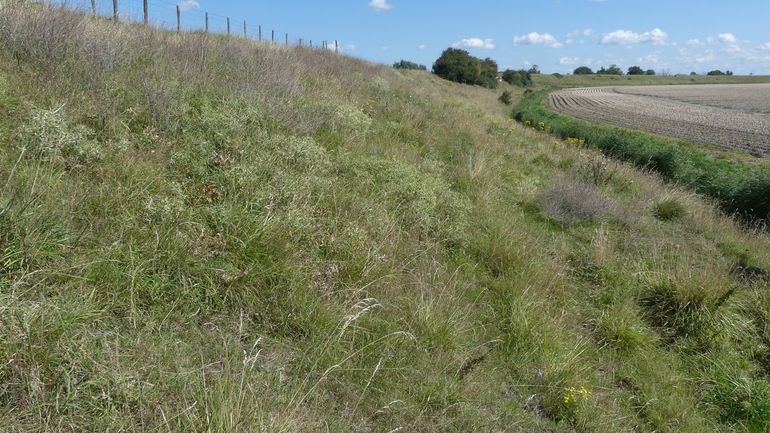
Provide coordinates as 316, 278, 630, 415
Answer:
0, 2, 769, 432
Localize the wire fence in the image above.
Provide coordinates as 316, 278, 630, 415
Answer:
48, 0, 341, 52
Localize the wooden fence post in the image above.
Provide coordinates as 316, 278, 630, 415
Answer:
285, 33, 288, 46
176, 5, 180, 32
205, 13, 208, 33
112, 0, 118, 22
335, 40, 338, 54
91, 0, 96, 16
299, 38, 302, 47
227, 17, 231, 35
143, 0, 148, 25
271, 30, 274, 44
243, 20, 247, 37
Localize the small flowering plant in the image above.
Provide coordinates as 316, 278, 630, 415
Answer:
561, 385, 592, 423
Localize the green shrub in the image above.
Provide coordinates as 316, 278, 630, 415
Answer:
432, 48, 498, 89
393, 60, 427, 71
654, 199, 686, 221
597, 65, 623, 75
498, 91, 512, 106
573, 66, 593, 75
501, 69, 532, 87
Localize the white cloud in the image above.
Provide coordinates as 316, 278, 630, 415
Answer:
559, 57, 579, 65
567, 29, 594, 38
718, 33, 737, 44
369, 0, 392, 12
453, 38, 495, 50
513, 32, 563, 48
686, 39, 702, 46
760, 43, 770, 51
418, 44, 426, 50
696, 50, 715, 63
600, 28, 668, 46
636, 54, 660, 64
176, 0, 199, 12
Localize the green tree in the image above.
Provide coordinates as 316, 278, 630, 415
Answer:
527, 64, 541, 74
393, 60, 427, 71
501, 69, 532, 87
597, 65, 623, 75
645, 69, 656, 76
707, 70, 726, 76
627, 66, 645, 75
432, 48, 498, 88
573, 66, 593, 75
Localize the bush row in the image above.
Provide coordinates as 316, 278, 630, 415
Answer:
512, 91, 770, 223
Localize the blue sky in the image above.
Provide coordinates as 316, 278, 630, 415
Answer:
112, 0, 770, 74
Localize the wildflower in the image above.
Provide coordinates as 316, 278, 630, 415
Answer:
563, 385, 591, 405
578, 386, 591, 399
563, 387, 577, 405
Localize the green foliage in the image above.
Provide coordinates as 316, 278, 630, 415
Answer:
597, 65, 623, 75
627, 66, 645, 75
573, 66, 594, 75
512, 91, 770, 223
498, 90, 512, 105
638, 282, 712, 341
501, 69, 532, 87
3, 4, 770, 432
654, 199, 686, 221
393, 60, 427, 71
432, 48, 498, 88
707, 70, 734, 76
645, 69, 656, 76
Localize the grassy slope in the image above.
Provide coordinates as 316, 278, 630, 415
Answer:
1, 5, 770, 433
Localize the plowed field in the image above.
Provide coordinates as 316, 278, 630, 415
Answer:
549, 84, 770, 156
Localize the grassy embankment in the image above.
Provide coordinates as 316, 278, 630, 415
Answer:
1, 3, 770, 432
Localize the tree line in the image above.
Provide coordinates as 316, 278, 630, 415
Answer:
393, 49, 739, 89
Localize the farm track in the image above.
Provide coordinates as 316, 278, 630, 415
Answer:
549, 84, 770, 156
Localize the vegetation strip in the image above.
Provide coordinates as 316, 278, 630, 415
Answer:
512, 90, 770, 223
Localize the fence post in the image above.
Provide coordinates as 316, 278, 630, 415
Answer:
91, 0, 96, 16
176, 5, 180, 32
112, 0, 118, 21
271, 30, 274, 44
285, 33, 288, 46
143, 0, 148, 25
205, 13, 208, 33
335, 40, 338, 54
299, 38, 302, 47
227, 17, 231, 35
243, 20, 247, 38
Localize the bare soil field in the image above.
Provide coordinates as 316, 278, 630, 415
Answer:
549, 84, 770, 156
